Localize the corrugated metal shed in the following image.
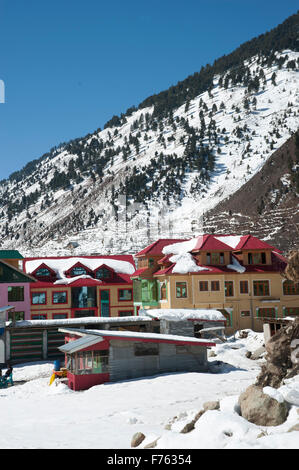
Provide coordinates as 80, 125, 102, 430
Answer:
59, 334, 103, 353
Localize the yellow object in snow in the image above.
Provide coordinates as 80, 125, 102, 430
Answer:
49, 373, 56, 386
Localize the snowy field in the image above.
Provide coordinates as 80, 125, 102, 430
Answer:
0, 330, 298, 449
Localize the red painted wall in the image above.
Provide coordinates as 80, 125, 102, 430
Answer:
67, 371, 110, 391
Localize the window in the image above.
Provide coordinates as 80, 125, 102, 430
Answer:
31, 313, 47, 320
71, 286, 97, 308
240, 280, 248, 294
253, 280, 270, 296
284, 307, 299, 317
95, 267, 112, 280
149, 258, 154, 268
257, 308, 275, 318
134, 342, 159, 356
35, 268, 51, 278
8, 286, 24, 302
176, 282, 187, 298
31, 292, 46, 305
224, 281, 234, 297
160, 282, 167, 300
118, 311, 133, 317
241, 310, 250, 317
283, 281, 299, 295
199, 281, 208, 291
207, 253, 224, 265
53, 313, 68, 319
248, 252, 267, 265
70, 266, 88, 277
211, 280, 220, 291
7, 311, 25, 322
52, 291, 67, 304
74, 350, 109, 374
119, 289, 133, 301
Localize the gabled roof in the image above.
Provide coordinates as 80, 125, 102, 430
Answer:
190, 234, 232, 252
0, 259, 36, 284
233, 235, 279, 251
58, 328, 216, 349
135, 239, 186, 257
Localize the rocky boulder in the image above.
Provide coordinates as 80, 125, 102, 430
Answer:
239, 385, 289, 426
256, 318, 299, 388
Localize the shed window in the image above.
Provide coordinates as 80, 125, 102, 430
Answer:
134, 343, 159, 356
74, 350, 109, 374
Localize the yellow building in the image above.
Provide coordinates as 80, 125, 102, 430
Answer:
132, 235, 299, 333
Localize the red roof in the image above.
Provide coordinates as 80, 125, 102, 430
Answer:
135, 239, 187, 257
130, 267, 149, 278
234, 235, 279, 252
154, 251, 286, 276
191, 234, 232, 252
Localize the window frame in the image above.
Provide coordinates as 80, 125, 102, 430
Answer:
31, 291, 47, 305
224, 281, 234, 297
176, 281, 188, 299
52, 290, 68, 305
8, 286, 24, 302
118, 288, 133, 302
199, 281, 209, 292
253, 280, 270, 296
211, 280, 220, 291
283, 280, 299, 296
239, 280, 249, 294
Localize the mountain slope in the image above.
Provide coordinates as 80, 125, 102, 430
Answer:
0, 13, 299, 256
201, 130, 299, 252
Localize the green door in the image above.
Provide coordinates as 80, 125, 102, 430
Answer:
100, 290, 110, 317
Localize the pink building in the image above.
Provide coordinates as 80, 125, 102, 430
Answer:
0, 251, 35, 321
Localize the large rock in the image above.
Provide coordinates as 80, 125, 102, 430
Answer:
239, 385, 289, 426
256, 318, 299, 388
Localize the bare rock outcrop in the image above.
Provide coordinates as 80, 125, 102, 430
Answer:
255, 318, 299, 388
238, 385, 289, 426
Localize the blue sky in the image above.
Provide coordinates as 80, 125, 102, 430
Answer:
0, 0, 298, 180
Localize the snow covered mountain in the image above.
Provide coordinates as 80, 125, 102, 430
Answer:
0, 13, 299, 256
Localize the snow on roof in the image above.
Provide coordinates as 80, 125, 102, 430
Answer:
162, 238, 209, 274
53, 274, 102, 285
24, 256, 135, 280
215, 235, 242, 249
59, 327, 216, 347
136, 239, 187, 257
139, 308, 226, 322
227, 256, 246, 273
6, 315, 152, 328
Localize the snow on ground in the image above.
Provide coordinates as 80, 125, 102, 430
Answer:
0, 330, 298, 449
